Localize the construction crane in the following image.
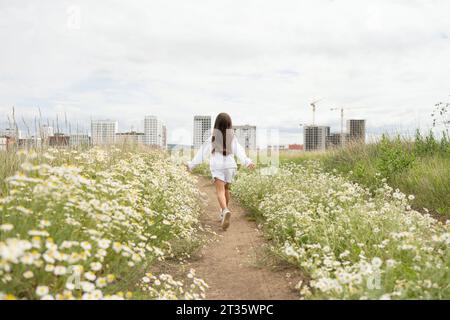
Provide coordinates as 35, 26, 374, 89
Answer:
330, 106, 365, 146
330, 107, 345, 139
310, 99, 322, 125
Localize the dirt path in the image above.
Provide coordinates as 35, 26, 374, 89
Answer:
187, 177, 301, 300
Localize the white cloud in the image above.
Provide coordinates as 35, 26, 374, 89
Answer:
1, 0, 449, 144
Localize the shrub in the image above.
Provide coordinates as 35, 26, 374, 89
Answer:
376, 135, 415, 180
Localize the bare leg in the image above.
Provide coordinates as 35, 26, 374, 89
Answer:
217, 180, 232, 230
214, 179, 227, 210
225, 183, 231, 207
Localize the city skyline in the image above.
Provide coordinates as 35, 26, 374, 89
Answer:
0, 112, 367, 150
1, 1, 449, 146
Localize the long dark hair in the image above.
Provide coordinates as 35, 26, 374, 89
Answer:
212, 113, 233, 156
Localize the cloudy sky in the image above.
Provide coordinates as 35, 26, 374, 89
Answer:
1, 0, 449, 145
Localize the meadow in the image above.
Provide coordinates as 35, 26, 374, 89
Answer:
232, 161, 449, 299
281, 131, 450, 217
1, 130, 448, 300
231, 131, 449, 299
0, 147, 207, 300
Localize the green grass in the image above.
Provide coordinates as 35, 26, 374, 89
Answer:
281, 131, 450, 217
191, 163, 210, 177
0, 148, 22, 195
0, 146, 207, 300
232, 161, 450, 299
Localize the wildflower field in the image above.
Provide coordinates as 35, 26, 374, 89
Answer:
282, 132, 450, 217
232, 162, 450, 299
0, 147, 207, 300
1, 144, 448, 300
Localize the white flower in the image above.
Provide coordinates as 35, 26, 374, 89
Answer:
28, 230, 49, 237
284, 245, 299, 259
35, 286, 49, 297
371, 257, 383, 268
80, 242, 92, 251
82, 293, 94, 300
66, 282, 76, 290
112, 242, 122, 253
0, 224, 14, 232
386, 259, 396, 268
45, 264, 55, 272
20, 253, 34, 265
91, 290, 103, 300
85, 272, 96, 281
90, 262, 102, 271
71, 265, 83, 275
359, 262, 373, 275
0, 239, 32, 262
23, 271, 34, 279
39, 220, 52, 228
54, 266, 67, 276
337, 272, 352, 284
80, 281, 95, 293
95, 277, 107, 288
97, 239, 111, 249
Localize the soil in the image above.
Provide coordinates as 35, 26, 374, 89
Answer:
185, 177, 302, 300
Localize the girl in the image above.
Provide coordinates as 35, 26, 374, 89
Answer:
187, 113, 255, 230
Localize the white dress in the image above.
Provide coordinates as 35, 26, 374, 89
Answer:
187, 136, 253, 183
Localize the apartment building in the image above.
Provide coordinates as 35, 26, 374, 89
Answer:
304, 125, 330, 151
193, 116, 211, 149
91, 120, 118, 145
233, 125, 257, 149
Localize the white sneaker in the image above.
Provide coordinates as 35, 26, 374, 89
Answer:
221, 208, 231, 231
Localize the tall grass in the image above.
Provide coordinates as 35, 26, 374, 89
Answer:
0, 143, 150, 195
0, 146, 207, 300
281, 131, 450, 217
0, 149, 21, 196
233, 162, 450, 299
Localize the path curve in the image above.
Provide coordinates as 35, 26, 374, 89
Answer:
188, 177, 300, 300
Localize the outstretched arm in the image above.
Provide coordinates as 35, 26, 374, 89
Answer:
233, 137, 254, 168
187, 138, 211, 171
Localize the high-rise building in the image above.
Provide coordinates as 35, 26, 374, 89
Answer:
116, 131, 145, 145
144, 116, 164, 147
233, 125, 257, 149
326, 133, 345, 149
193, 116, 211, 149
304, 125, 330, 151
347, 119, 366, 143
70, 134, 91, 147
91, 120, 118, 145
